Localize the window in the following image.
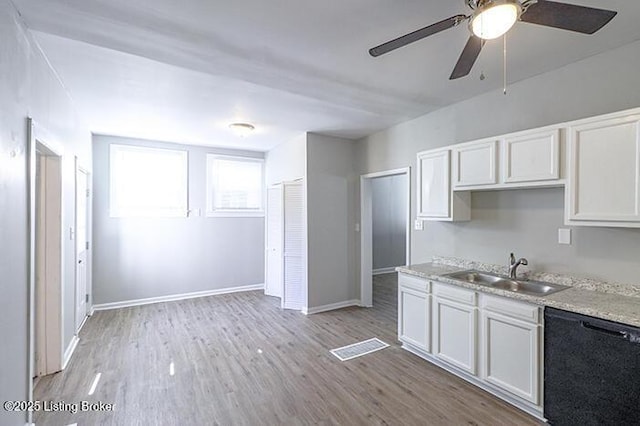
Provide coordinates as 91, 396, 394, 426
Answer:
206, 155, 264, 216
110, 144, 188, 217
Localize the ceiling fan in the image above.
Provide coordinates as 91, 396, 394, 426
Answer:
369, 0, 617, 80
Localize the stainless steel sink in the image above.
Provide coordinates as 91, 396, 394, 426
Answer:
443, 270, 569, 297
445, 271, 504, 285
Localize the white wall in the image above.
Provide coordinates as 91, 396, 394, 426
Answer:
306, 133, 357, 308
266, 132, 356, 310
265, 133, 306, 185
92, 135, 265, 304
371, 174, 407, 270
0, 1, 91, 424
355, 39, 640, 289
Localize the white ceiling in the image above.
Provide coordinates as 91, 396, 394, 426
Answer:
16, 0, 640, 151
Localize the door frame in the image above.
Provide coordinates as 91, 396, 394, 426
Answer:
27, 118, 65, 424
360, 167, 411, 307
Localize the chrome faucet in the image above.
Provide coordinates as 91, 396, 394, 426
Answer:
509, 253, 528, 279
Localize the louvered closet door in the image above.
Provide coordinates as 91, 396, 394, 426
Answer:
265, 185, 283, 297
282, 181, 304, 310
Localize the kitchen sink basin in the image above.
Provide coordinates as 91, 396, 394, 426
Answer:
444, 271, 504, 285
443, 270, 569, 297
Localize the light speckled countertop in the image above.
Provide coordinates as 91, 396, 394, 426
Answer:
397, 258, 640, 328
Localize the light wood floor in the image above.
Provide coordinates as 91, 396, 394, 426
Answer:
34, 274, 540, 425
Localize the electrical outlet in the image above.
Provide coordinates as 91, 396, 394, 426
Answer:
355, 223, 360, 232
558, 228, 571, 245
414, 220, 424, 231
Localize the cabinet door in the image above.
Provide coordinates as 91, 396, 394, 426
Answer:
568, 114, 640, 222
453, 140, 498, 187
433, 296, 477, 374
398, 285, 431, 352
417, 149, 450, 218
503, 129, 560, 183
482, 310, 540, 404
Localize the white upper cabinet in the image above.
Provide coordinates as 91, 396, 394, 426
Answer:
412, 106, 640, 228
417, 148, 470, 221
452, 129, 563, 191
566, 110, 640, 227
417, 149, 450, 218
502, 128, 560, 184
453, 140, 498, 188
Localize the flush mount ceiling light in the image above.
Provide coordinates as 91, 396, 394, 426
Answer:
470, 0, 522, 40
229, 122, 255, 137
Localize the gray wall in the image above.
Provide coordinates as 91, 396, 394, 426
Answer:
356, 39, 640, 289
0, 1, 92, 424
92, 135, 265, 304
306, 133, 357, 308
372, 174, 407, 270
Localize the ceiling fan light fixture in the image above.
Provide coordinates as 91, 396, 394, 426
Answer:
471, 1, 522, 40
228, 122, 255, 137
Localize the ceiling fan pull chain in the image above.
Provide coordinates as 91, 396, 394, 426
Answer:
503, 33, 507, 95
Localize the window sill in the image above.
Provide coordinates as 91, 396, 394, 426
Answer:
110, 210, 188, 218
206, 210, 265, 218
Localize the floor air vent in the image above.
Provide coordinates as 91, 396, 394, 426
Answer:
330, 338, 389, 361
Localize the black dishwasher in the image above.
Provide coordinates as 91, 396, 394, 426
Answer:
544, 307, 640, 425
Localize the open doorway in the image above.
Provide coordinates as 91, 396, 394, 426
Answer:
27, 119, 64, 411
360, 168, 410, 307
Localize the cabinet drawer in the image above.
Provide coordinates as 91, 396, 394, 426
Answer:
399, 273, 430, 293
481, 294, 540, 324
433, 282, 477, 305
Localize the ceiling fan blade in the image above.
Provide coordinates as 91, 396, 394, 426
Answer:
450, 36, 484, 80
369, 15, 467, 57
521, 0, 617, 34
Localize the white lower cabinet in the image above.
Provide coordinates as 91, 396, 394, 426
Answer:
432, 284, 477, 375
398, 274, 431, 353
399, 277, 543, 418
481, 307, 540, 404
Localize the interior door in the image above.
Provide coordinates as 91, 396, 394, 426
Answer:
35, 153, 46, 377
75, 166, 89, 331
34, 147, 63, 376
265, 185, 283, 297
282, 180, 304, 310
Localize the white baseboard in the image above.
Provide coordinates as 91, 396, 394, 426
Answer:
372, 267, 398, 275
62, 335, 79, 370
77, 314, 89, 333
302, 299, 361, 315
92, 283, 265, 312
